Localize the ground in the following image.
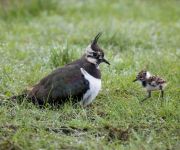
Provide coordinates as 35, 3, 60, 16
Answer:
0, 0, 179, 149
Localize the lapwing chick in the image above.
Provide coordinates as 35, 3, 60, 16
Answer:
133, 70, 167, 103
11, 33, 110, 107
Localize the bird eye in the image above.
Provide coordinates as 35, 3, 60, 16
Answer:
93, 52, 98, 57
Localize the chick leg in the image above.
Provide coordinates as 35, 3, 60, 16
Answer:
141, 91, 151, 103
161, 90, 164, 98
160, 87, 164, 106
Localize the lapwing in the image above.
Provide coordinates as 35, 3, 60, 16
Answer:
11, 33, 110, 107
133, 70, 167, 103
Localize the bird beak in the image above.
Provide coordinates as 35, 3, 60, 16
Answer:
133, 78, 138, 82
102, 58, 110, 65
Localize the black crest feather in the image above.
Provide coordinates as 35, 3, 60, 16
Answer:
92, 32, 102, 45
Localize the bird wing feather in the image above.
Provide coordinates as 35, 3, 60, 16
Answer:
147, 76, 166, 85
28, 64, 89, 104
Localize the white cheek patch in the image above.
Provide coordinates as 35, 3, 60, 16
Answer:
85, 44, 98, 65
86, 44, 94, 54
86, 57, 97, 64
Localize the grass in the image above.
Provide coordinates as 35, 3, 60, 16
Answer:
0, 0, 180, 149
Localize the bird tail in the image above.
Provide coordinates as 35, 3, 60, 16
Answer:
0, 93, 26, 106
8, 87, 33, 103
10, 93, 27, 101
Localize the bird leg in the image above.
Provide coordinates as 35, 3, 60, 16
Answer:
161, 90, 164, 98
141, 91, 151, 103
160, 88, 164, 106
159, 85, 165, 105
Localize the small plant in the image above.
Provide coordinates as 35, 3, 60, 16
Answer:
49, 42, 77, 68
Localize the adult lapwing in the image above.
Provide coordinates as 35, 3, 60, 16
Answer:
133, 70, 167, 103
11, 33, 110, 107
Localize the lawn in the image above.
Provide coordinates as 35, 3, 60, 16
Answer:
0, 0, 179, 149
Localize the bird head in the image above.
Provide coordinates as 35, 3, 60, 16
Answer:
85, 33, 110, 66
133, 70, 151, 82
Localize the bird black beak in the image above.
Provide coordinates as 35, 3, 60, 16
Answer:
102, 58, 110, 65
133, 79, 138, 82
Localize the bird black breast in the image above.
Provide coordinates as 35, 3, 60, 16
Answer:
142, 81, 147, 87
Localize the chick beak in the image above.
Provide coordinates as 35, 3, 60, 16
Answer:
133, 78, 138, 82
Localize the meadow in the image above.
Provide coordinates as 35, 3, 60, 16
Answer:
0, 0, 179, 149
